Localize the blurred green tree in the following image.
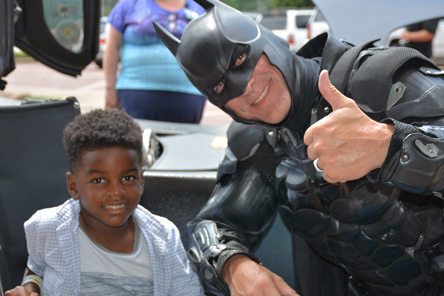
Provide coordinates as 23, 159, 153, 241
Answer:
220, 0, 313, 11
102, 0, 119, 16
272, 0, 314, 8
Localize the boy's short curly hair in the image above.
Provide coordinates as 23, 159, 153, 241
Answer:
63, 109, 143, 170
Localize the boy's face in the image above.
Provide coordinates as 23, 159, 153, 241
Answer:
67, 147, 144, 231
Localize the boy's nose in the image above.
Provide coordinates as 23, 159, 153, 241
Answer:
107, 183, 125, 196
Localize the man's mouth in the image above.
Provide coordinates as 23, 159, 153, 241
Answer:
253, 82, 270, 106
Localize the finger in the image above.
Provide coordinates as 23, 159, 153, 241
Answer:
322, 171, 346, 184
306, 142, 319, 160
318, 70, 350, 111
322, 171, 333, 183
303, 126, 314, 146
314, 157, 324, 171
273, 275, 299, 296
5, 287, 21, 296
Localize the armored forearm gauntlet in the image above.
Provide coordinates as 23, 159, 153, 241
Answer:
186, 145, 277, 295
377, 121, 444, 197
187, 220, 261, 295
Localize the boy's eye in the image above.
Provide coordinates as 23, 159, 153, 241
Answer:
235, 53, 247, 67
92, 178, 105, 184
123, 176, 136, 182
214, 80, 224, 94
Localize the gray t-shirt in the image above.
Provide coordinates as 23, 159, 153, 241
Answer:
78, 222, 154, 295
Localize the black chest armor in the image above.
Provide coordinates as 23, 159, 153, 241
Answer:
274, 127, 444, 296
186, 26, 444, 296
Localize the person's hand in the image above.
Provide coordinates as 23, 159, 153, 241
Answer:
223, 255, 299, 296
400, 30, 409, 42
5, 286, 39, 296
105, 88, 120, 110
304, 70, 394, 183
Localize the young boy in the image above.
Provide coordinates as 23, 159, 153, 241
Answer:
5, 109, 205, 296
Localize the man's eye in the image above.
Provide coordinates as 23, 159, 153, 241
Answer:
235, 53, 247, 67
214, 81, 224, 94
92, 178, 105, 184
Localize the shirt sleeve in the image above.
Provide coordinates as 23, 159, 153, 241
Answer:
24, 210, 49, 277
423, 19, 439, 34
188, 0, 205, 15
107, 0, 130, 33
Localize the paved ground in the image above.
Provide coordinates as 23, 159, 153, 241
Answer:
1, 60, 233, 126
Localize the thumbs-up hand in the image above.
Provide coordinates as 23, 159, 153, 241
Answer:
304, 70, 394, 183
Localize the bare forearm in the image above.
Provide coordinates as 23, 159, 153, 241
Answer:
104, 45, 119, 90
103, 26, 123, 109
401, 29, 435, 42
22, 282, 40, 294
104, 25, 123, 90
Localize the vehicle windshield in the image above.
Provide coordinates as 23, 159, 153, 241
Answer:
315, 11, 326, 22
296, 15, 310, 28
261, 15, 286, 30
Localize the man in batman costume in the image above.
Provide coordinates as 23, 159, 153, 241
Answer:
154, 0, 444, 295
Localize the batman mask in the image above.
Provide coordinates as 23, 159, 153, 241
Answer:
154, 0, 320, 130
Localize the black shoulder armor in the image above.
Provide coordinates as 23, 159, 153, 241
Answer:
226, 121, 265, 160
349, 46, 444, 121
217, 121, 280, 183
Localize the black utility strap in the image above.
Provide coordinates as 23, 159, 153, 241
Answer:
329, 40, 377, 93
315, 40, 377, 122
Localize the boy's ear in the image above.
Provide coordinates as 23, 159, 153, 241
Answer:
66, 172, 80, 200
139, 168, 145, 195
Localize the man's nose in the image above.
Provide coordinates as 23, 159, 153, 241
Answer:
246, 77, 255, 93
240, 77, 255, 98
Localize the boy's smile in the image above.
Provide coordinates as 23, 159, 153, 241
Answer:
67, 147, 144, 234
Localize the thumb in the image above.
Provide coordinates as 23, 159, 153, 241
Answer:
318, 70, 349, 111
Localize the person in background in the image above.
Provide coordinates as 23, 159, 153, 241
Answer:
104, 0, 206, 123
401, 19, 439, 58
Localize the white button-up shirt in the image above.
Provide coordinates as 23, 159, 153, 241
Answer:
25, 198, 204, 296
